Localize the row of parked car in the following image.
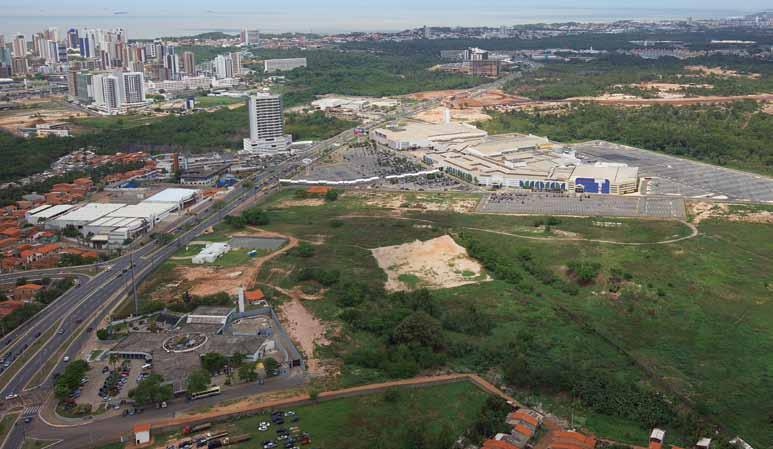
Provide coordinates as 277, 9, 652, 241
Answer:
99, 360, 132, 401
260, 411, 311, 449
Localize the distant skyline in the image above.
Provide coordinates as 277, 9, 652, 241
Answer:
0, 2, 767, 38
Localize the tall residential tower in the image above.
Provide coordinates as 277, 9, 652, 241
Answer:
242, 94, 292, 155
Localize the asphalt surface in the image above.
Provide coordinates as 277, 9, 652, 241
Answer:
0, 76, 503, 448
0, 105, 421, 449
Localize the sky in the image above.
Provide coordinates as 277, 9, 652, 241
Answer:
0, 1, 767, 37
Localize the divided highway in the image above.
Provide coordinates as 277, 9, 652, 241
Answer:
0, 79, 500, 447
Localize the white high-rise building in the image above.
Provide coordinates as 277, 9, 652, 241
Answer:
92, 72, 147, 114
92, 74, 122, 113
213, 54, 232, 79
242, 94, 292, 155
240, 29, 260, 46
122, 72, 145, 104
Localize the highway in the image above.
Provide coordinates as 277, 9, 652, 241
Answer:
0, 76, 501, 447
0, 118, 366, 449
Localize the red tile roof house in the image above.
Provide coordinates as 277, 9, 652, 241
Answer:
245, 288, 265, 303
502, 408, 544, 448
0, 257, 21, 272
13, 283, 42, 300
0, 300, 25, 317
20, 243, 61, 264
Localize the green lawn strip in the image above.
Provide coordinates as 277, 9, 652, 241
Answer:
0, 413, 19, 445
0, 324, 58, 392
194, 96, 243, 107
194, 381, 490, 449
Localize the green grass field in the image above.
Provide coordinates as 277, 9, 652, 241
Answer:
153, 381, 491, 449
247, 189, 773, 447
0, 414, 18, 446
194, 96, 244, 108
71, 114, 159, 131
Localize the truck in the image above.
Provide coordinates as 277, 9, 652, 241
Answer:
183, 422, 212, 435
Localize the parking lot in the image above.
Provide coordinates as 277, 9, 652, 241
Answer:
77, 358, 146, 409
573, 141, 773, 203
479, 191, 686, 219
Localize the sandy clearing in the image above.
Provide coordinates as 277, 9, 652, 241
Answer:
403, 89, 468, 100
414, 106, 491, 123
371, 235, 489, 292
685, 65, 761, 79
178, 228, 298, 297
278, 299, 330, 376
688, 201, 773, 224
274, 198, 326, 208
352, 191, 479, 213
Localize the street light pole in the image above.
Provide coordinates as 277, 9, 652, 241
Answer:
130, 250, 138, 316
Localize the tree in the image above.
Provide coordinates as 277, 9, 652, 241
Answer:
62, 226, 80, 238
200, 352, 228, 373
130, 374, 173, 405
96, 328, 110, 340
392, 311, 445, 351
263, 357, 280, 376
212, 200, 226, 210
324, 189, 339, 202
186, 369, 211, 393
238, 363, 258, 382
229, 352, 245, 368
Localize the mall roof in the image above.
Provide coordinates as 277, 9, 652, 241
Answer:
464, 134, 550, 157
570, 164, 639, 183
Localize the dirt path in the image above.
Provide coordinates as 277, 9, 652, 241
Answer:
340, 214, 700, 246
566, 93, 773, 106
86, 373, 524, 434
181, 229, 298, 296
278, 299, 329, 376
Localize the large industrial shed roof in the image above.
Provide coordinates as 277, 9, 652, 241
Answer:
53, 203, 126, 223
144, 188, 198, 204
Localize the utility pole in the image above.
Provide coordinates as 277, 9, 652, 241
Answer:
130, 250, 138, 316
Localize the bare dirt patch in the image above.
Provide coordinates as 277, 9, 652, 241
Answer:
371, 235, 490, 291
352, 191, 479, 213
446, 89, 529, 108
274, 198, 326, 208
403, 89, 467, 100
414, 106, 491, 123
278, 299, 331, 376
177, 228, 298, 297
685, 65, 761, 79
0, 100, 88, 134
689, 201, 773, 224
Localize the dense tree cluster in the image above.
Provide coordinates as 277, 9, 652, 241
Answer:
129, 373, 173, 405
54, 360, 89, 400
248, 49, 487, 106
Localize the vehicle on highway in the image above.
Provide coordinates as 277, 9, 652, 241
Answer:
63, 356, 70, 362
5, 393, 18, 400
187, 385, 221, 401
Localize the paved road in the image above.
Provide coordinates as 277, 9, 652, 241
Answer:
0, 75, 509, 448
0, 118, 381, 449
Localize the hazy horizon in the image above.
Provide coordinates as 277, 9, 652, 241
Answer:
0, 2, 767, 39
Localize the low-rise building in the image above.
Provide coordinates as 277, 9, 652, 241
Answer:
14, 283, 42, 300
263, 57, 307, 73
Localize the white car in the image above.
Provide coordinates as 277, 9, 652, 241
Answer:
63, 356, 70, 362
5, 393, 18, 400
